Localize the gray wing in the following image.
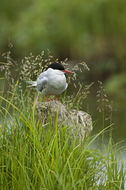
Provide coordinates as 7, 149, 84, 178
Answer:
37, 72, 48, 93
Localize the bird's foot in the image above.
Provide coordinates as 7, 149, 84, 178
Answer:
54, 96, 61, 102
46, 96, 61, 102
46, 97, 52, 102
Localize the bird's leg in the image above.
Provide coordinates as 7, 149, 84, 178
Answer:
46, 97, 52, 102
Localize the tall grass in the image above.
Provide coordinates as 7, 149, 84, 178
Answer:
0, 88, 125, 190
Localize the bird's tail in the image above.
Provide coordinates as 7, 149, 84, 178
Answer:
26, 81, 37, 87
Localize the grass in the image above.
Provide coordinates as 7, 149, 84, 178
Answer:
0, 88, 126, 190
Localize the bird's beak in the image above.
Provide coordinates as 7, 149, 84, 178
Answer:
64, 69, 73, 74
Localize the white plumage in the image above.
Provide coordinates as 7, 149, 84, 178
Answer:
27, 68, 68, 95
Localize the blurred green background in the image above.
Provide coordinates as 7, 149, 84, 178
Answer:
0, 0, 126, 87
0, 0, 126, 141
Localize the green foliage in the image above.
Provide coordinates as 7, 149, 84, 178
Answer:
0, 89, 125, 190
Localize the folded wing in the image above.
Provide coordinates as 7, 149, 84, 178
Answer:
37, 72, 48, 93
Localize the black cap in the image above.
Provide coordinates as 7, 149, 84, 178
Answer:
48, 63, 65, 71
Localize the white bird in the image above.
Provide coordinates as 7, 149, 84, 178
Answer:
27, 63, 72, 99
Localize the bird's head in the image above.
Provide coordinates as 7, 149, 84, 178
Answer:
47, 63, 73, 74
